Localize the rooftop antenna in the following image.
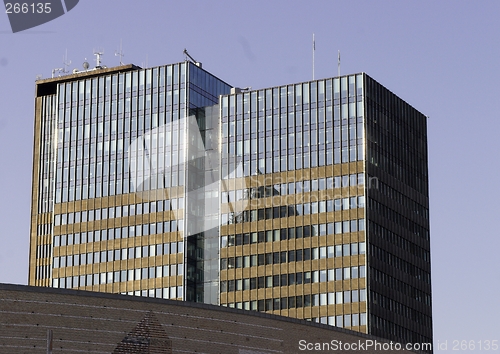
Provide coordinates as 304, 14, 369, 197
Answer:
82, 58, 90, 71
94, 49, 104, 68
183, 49, 202, 68
51, 67, 63, 78
51, 50, 72, 78
62, 49, 71, 74
337, 50, 341, 77
312, 33, 315, 80
115, 40, 124, 65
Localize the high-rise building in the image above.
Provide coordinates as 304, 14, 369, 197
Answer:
30, 62, 231, 301
30, 60, 431, 348
218, 75, 432, 346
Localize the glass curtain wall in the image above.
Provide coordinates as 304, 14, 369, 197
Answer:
219, 75, 368, 332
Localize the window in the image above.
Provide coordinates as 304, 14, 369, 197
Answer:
336, 268, 343, 281
266, 276, 273, 288
359, 218, 365, 231
344, 314, 351, 327
258, 277, 265, 289
258, 254, 265, 266
350, 219, 358, 232
250, 278, 257, 290
335, 245, 342, 257
274, 298, 281, 310
320, 246, 327, 259
296, 249, 303, 261
360, 266, 366, 278
304, 272, 311, 284
352, 266, 359, 279
221, 258, 227, 270
342, 220, 350, 233
265, 299, 272, 311
352, 290, 359, 302
336, 315, 343, 328
336, 291, 343, 304
304, 295, 311, 307
327, 246, 334, 258
313, 294, 319, 306
360, 289, 367, 301
343, 267, 351, 279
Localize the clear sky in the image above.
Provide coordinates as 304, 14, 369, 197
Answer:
1, 0, 499, 350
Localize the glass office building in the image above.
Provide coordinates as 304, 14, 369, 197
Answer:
30, 62, 431, 348
218, 75, 431, 346
30, 62, 231, 302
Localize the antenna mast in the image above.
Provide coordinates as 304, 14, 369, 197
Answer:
338, 50, 340, 77
183, 49, 202, 67
94, 49, 104, 68
51, 67, 63, 78
115, 40, 124, 65
62, 49, 71, 74
312, 33, 315, 80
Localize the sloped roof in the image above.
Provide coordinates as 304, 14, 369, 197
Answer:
113, 312, 172, 354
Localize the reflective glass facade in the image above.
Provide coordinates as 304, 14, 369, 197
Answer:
30, 65, 431, 349
219, 76, 369, 332
218, 74, 431, 347
30, 62, 231, 302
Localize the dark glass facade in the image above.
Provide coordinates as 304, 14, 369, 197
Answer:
365, 75, 432, 345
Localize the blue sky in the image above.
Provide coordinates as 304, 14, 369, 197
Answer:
0, 0, 499, 350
